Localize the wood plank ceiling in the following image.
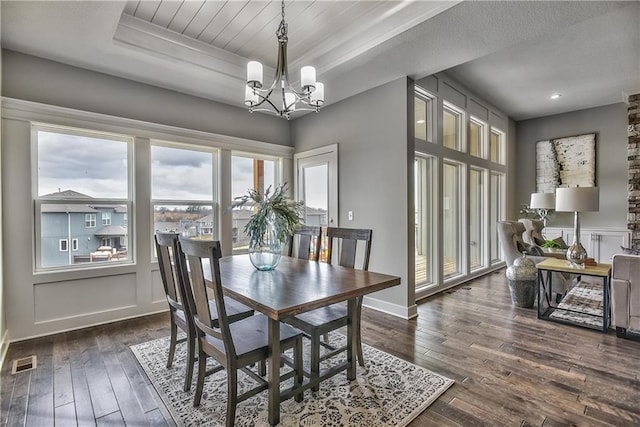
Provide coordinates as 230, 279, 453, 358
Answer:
122, 0, 445, 69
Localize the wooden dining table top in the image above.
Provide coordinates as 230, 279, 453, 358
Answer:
216, 254, 401, 320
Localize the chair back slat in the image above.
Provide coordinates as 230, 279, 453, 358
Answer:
288, 225, 322, 260
154, 233, 182, 309
177, 237, 234, 355
326, 227, 372, 271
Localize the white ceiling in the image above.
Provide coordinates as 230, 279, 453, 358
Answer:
1, 1, 639, 121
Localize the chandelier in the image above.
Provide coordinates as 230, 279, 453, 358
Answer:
244, 0, 324, 119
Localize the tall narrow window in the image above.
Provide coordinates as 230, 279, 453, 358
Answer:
151, 143, 216, 249
415, 155, 437, 288
415, 89, 435, 142
232, 154, 278, 253
102, 212, 111, 225
490, 128, 505, 164
469, 117, 486, 158
443, 160, 464, 279
443, 102, 464, 151
490, 171, 506, 264
35, 125, 132, 270
469, 167, 486, 271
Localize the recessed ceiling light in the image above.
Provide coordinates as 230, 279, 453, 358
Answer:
550, 93, 562, 100
416, 119, 425, 124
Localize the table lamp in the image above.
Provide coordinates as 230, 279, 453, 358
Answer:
555, 186, 599, 262
530, 192, 556, 227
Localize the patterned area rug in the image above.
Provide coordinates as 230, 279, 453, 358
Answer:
131, 333, 453, 426
549, 280, 603, 328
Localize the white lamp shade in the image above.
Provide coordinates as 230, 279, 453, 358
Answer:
530, 192, 556, 209
300, 66, 316, 89
284, 92, 296, 111
310, 82, 324, 105
247, 61, 263, 87
555, 187, 599, 212
244, 86, 258, 106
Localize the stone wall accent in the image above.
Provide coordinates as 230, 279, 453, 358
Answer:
627, 94, 640, 248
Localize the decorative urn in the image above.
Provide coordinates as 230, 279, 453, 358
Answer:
506, 252, 537, 308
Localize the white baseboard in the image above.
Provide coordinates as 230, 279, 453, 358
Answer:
363, 296, 418, 320
0, 328, 9, 371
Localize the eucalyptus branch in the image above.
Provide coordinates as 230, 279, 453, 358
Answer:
230, 183, 303, 247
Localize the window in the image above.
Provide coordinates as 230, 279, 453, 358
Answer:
443, 102, 464, 151
490, 128, 505, 164
101, 238, 112, 247
59, 239, 68, 252
85, 214, 96, 228
102, 212, 111, 225
415, 155, 437, 289
469, 117, 486, 158
151, 143, 216, 248
490, 171, 506, 264
415, 89, 435, 142
443, 160, 464, 279
469, 168, 486, 271
35, 125, 132, 270
232, 154, 279, 253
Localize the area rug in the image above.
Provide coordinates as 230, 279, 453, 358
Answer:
131, 333, 453, 426
549, 280, 603, 328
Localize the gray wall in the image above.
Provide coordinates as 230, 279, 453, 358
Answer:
291, 77, 411, 312
0, 50, 293, 341
515, 103, 628, 228
2, 50, 291, 147
0, 5, 6, 362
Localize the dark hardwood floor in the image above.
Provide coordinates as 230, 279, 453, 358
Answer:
2, 269, 639, 426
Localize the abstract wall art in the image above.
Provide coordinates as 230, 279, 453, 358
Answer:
536, 133, 596, 192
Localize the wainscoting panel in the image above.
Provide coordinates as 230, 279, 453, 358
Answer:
34, 273, 137, 323
151, 269, 166, 304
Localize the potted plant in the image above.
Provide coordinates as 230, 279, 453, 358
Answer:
230, 183, 303, 270
541, 239, 563, 252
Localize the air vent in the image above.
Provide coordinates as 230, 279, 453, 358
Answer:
11, 355, 37, 374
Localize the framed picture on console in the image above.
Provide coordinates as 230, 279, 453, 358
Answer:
536, 132, 596, 192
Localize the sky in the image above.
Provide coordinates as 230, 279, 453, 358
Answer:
38, 131, 323, 207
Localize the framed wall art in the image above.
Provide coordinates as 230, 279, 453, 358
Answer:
536, 133, 596, 192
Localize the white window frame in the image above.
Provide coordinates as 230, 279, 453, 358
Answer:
59, 239, 68, 252
33, 123, 133, 272
72, 238, 79, 251
231, 151, 283, 254
490, 127, 506, 165
102, 212, 111, 225
442, 101, 466, 152
85, 213, 96, 228
469, 116, 487, 159
415, 88, 436, 143
150, 140, 219, 260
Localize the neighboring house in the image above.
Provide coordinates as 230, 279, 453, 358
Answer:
41, 190, 127, 267
304, 206, 328, 227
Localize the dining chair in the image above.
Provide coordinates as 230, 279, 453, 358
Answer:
283, 227, 372, 391
177, 236, 304, 425
287, 225, 322, 260
154, 232, 253, 392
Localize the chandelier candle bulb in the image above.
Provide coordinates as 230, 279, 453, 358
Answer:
245, 86, 258, 106
247, 61, 263, 88
310, 82, 325, 106
300, 66, 316, 91
284, 92, 296, 111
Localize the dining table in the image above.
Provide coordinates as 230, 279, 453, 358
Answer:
210, 254, 401, 426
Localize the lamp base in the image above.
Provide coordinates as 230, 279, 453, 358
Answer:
566, 242, 588, 262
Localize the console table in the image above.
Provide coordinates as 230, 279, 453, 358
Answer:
536, 258, 611, 332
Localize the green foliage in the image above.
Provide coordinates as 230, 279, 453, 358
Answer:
230, 183, 303, 247
541, 239, 562, 249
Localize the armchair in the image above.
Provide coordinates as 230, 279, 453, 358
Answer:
519, 218, 545, 246
611, 254, 640, 338
497, 220, 571, 295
